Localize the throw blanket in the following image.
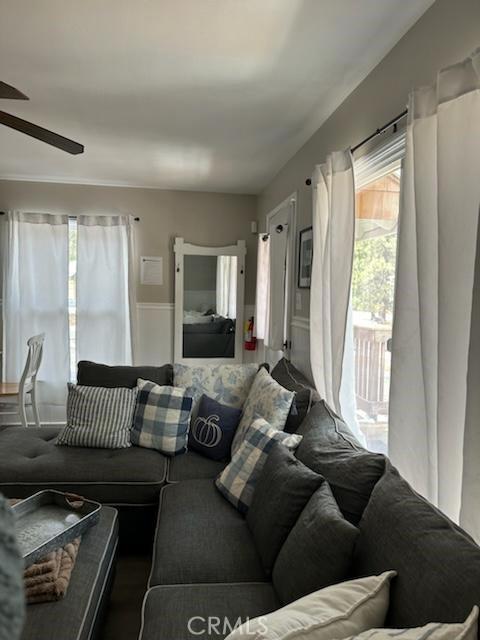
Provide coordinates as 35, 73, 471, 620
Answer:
8, 498, 82, 604
24, 538, 81, 604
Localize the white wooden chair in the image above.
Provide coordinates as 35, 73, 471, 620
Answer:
0, 333, 45, 427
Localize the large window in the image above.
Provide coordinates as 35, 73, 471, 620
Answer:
352, 162, 402, 453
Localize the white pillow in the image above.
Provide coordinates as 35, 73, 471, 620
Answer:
225, 571, 396, 640
345, 607, 478, 640
231, 367, 295, 455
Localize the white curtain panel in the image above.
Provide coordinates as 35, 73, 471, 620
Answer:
389, 48, 480, 532
76, 215, 135, 366
255, 235, 270, 341
216, 255, 237, 319
3, 212, 70, 418
310, 150, 361, 440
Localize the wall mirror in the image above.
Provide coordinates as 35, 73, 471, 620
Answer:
174, 238, 246, 364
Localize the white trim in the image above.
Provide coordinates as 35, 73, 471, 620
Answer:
139, 581, 272, 640
136, 302, 174, 311
0, 173, 256, 195
265, 192, 297, 358
291, 316, 310, 332
174, 239, 246, 257
173, 237, 246, 365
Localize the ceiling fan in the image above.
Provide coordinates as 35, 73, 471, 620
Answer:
0, 81, 84, 154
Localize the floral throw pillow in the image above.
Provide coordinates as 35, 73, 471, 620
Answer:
231, 367, 295, 455
173, 363, 259, 413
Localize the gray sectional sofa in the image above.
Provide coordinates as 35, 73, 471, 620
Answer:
1, 358, 480, 640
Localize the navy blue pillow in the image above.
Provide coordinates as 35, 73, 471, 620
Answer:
188, 395, 242, 461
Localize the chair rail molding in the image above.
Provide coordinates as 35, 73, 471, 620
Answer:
291, 315, 310, 332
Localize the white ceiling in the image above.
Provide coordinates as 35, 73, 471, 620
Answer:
0, 0, 433, 194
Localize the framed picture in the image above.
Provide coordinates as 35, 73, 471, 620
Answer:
298, 226, 313, 289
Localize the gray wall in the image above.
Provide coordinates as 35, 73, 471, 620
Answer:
0, 180, 258, 305
258, 0, 480, 318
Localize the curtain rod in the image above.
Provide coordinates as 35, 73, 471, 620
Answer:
0, 212, 140, 220
305, 108, 408, 186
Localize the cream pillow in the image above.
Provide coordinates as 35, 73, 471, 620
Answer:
344, 607, 478, 640
225, 571, 396, 640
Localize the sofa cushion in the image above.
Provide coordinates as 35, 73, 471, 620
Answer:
353, 462, 480, 629
140, 583, 280, 640
0, 427, 167, 505
21, 506, 118, 640
271, 358, 320, 433
77, 360, 173, 388
273, 481, 359, 604
231, 367, 294, 455
247, 443, 323, 575
149, 480, 266, 586
295, 401, 386, 525
168, 450, 226, 482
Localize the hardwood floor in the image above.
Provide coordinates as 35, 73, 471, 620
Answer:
101, 555, 151, 640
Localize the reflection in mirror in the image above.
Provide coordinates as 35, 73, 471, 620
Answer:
183, 255, 237, 358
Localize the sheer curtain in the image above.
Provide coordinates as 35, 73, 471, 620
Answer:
310, 150, 363, 441
3, 212, 69, 420
76, 215, 135, 365
216, 256, 237, 319
389, 48, 480, 534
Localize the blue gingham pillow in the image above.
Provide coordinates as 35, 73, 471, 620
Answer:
215, 417, 302, 514
131, 379, 193, 456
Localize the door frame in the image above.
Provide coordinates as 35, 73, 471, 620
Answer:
265, 192, 297, 360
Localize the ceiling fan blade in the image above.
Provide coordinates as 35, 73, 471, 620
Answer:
0, 82, 29, 100
0, 111, 84, 154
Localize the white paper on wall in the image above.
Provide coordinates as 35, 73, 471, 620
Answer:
141, 256, 163, 285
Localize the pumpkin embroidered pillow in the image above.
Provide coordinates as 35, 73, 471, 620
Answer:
188, 394, 242, 461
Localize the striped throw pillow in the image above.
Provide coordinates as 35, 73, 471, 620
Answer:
215, 417, 302, 514
131, 379, 193, 456
56, 383, 137, 449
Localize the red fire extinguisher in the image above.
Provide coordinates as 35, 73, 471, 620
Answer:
244, 316, 257, 351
